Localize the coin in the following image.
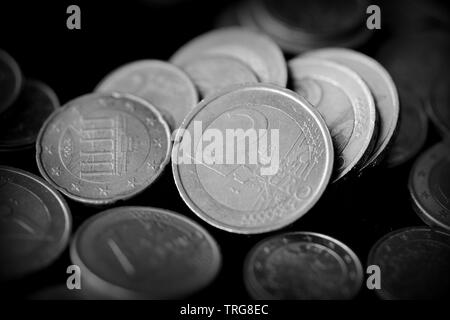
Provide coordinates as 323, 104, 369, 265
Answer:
244, 232, 363, 299
95, 60, 198, 130
377, 31, 450, 102
368, 227, 450, 299
170, 27, 287, 87
427, 74, 450, 137
409, 143, 450, 231
289, 57, 377, 182
178, 55, 258, 99
36, 92, 171, 205
0, 49, 22, 115
303, 48, 400, 170
70, 206, 221, 299
0, 80, 59, 151
0, 166, 71, 281
385, 91, 428, 167
172, 83, 333, 234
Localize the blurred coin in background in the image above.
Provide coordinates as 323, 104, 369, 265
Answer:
0, 80, 59, 152
173, 84, 333, 234
177, 55, 258, 99
0, 49, 22, 115
95, 60, 198, 130
244, 232, 363, 299
426, 74, 450, 138
385, 91, 428, 168
36, 92, 171, 205
170, 27, 287, 87
368, 227, 450, 299
303, 48, 399, 171
236, 0, 371, 53
0, 166, 71, 281
409, 143, 450, 231
289, 57, 377, 182
70, 207, 221, 299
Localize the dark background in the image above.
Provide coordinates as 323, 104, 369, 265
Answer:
0, 0, 447, 300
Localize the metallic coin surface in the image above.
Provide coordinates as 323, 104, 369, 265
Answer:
95, 60, 198, 130
70, 206, 221, 299
244, 232, 363, 299
170, 27, 287, 87
178, 55, 258, 99
0, 80, 59, 151
409, 143, 450, 231
0, 166, 71, 281
304, 48, 400, 170
289, 57, 377, 181
427, 74, 450, 137
36, 92, 171, 205
368, 227, 450, 299
172, 84, 333, 234
385, 92, 428, 167
0, 49, 22, 115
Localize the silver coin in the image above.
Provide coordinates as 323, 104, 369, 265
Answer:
303, 48, 400, 170
36, 92, 171, 205
95, 60, 198, 130
0, 80, 59, 151
368, 227, 450, 299
409, 143, 450, 231
0, 166, 71, 281
170, 27, 287, 87
244, 232, 363, 299
172, 83, 333, 234
385, 91, 428, 167
289, 57, 377, 182
0, 49, 22, 115
178, 54, 258, 99
70, 206, 221, 299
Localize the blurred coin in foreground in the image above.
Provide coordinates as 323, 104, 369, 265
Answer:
244, 232, 363, 299
368, 227, 450, 299
95, 60, 197, 129
70, 206, 221, 299
0, 166, 71, 281
289, 57, 377, 182
0, 49, 22, 115
178, 55, 258, 99
409, 143, 450, 231
172, 84, 333, 234
170, 27, 287, 87
0, 80, 59, 151
304, 49, 399, 170
36, 92, 171, 205
385, 92, 428, 167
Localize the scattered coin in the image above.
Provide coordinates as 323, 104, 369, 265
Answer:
177, 55, 258, 99
368, 227, 450, 299
0, 49, 22, 115
172, 83, 333, 234
0, 166, 71, 281
409, 143, 450, 231
170, 27, 287, 87
36, 92, 171, 205
70, 206, 221, 299
289, 57, 377, 182
244, 232, 363, 299
385, 91, 428, 167
95, 60, 198, 130
303, 48, 400, 170
237, 0, 371, 53
0, 80, 59, 151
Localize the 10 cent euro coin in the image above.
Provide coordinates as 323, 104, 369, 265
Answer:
172, 84, 333, 234
36, 92, 171, 205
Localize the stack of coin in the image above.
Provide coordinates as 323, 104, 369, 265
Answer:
218, 0, 372, 53
0, 49, 59, 152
